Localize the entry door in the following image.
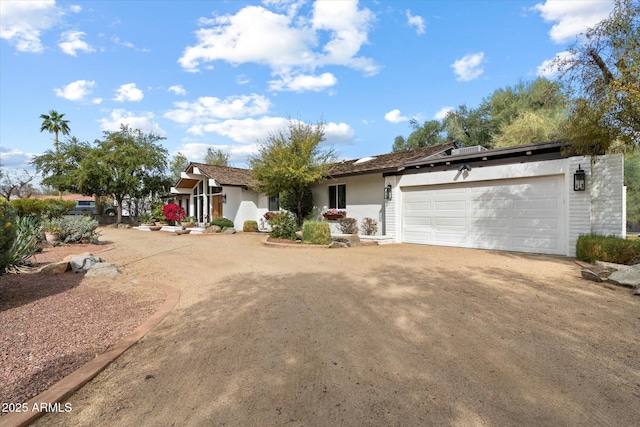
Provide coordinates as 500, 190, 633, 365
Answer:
211, 194, 223, 219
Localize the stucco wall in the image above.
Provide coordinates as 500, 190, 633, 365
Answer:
311, 173, 385, 235
590, 154, 625, 237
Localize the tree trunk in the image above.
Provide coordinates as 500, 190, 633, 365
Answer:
116, 194, 124, 224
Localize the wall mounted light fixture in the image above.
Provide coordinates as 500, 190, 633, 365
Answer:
384, 183, 392, 200
574, 165, 586, 191
222, 194, 227, 203
458, 164, 472, 172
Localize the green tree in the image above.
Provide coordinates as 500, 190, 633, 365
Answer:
39, 110, 70, 194
31, 136, 92, 194
552, 0, 639, 154
250, 120, 335, 226
625, 151, 640, 226
442, 104, 493, 148
32, 125, 169, 223
205, 147, 230, 166
280, 188, 314, 220
392, 119, 445, 152
170, 152, 189, 183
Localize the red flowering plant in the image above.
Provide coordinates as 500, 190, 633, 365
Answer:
263, 211, 278, 221
162, 203, 186, 226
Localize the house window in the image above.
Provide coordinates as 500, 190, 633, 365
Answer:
269, 195, 279, 211
328, 184, 346, 209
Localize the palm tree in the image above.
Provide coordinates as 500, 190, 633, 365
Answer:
40, 110, 70, 198
40, 110, 70, 157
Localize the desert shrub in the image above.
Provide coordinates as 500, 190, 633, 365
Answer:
0, 198, 19, 273
10, 198, 75, 218
337, 217, 358, 234
62, 216, 101, 243
302, 221, 331, 245
163, 203, 186, 225
267, 211, 297, 240
576, 234, 640, 265
151, 204, 165, 222
210, 217, 235, 229
243, 220, 258, 232
139, 213, 154, 224
3, 216, 40, 274
40, 216, 100, 244
361, 217, 378, 236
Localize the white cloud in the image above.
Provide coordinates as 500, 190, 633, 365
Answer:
0, 147, 36, 168
98, 109, 165, 135
59, 30, 94, 56
53, 79, 96, 101
236, 74, 251, 85
451, 52, 485, 82
189, 116, 290, 141
112, 83, 144, 102
168, 85, 186, 96
406, 10, 425, 35
175, 142, 260, 164
70, 5, 82, 13
164, 94, 271, 124
384, 109, 409, 124
178, 2, 378, 89
324, 121, 355, 145
536, 50, 575, 78
434, 106, 453, 120
269, 72, 337, 92
0, 0, 62, 53
533, 0, 614, 44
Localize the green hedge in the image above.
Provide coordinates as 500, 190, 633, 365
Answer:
210, 217, 235, 228
302, 221, 331, 245
243, 220, 258, 232
576, 234, 640, 265
10, 198, 76, 218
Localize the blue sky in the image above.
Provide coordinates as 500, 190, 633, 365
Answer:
1, 0, 614, 175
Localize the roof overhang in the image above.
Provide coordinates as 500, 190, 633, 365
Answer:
387, 141, 567, 176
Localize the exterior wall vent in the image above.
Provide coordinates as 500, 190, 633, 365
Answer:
451, 146, 488, 155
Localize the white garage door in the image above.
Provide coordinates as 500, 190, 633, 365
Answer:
401, 175, 565, 255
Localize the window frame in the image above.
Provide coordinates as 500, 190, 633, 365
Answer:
328, 184, 346, 209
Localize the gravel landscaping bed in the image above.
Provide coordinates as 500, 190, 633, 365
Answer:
0, 243, 163, 408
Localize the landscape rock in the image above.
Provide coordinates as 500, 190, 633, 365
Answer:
39, 261, 69, 275
595, 261, 629, 273
85, 262, 120, 277
328, 241, 349, 249
581, 268, 603, 282
332, 235, 361, 247
607, 264, 640, 289
63, 252, 92, 262
202, 225, 221, 234
70, 255, 104, 273
222, 227, 236, 234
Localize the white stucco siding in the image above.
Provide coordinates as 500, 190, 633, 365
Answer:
223, 187, 261, 230
312, 173, 385, 235
590, 154, 625, 237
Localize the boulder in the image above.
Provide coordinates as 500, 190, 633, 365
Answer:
85, 262, 120, 277
70, 255, 104, 273
607, 264, 640, 289
328, 241, 349, 249
581, 268, 603, 282
63, 252, 92, 262
202, 225, 221, 234
39, 261, 69, 275
332, 235, 361, 247
222, 227, 236, 234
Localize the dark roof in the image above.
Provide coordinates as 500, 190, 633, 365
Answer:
326, 142, 457, 178
179, 163, 257, 189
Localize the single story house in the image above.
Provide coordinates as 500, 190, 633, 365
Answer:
170, 141, 626, 257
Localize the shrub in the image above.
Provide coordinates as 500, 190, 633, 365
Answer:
3, 216, 39, 274
139, 213, 154, 224
0, 198, 19, 273
302, 221, 331, 245
10, 198, 75, 218
361, 217, 378, 236
151, 204, 165, 222
40, 216, 101, 244
280, 188, 314, 222
576, 234, 640, 265
163, 203, 186, 224
337, 217, 358, 234
243, 220, 258, 232
267, 211, 297, 240
210, 217, 235, 228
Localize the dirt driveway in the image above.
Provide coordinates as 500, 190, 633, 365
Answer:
36, 228, 639, 426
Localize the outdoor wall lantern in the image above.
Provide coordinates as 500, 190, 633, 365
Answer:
222, 194, 227, 203
384, 183, 392, 200
574, 165, 586, 191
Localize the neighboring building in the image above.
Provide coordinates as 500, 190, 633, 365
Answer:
170, 141, 626, 257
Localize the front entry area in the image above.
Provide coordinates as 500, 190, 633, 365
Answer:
401, 175, 565, 255
211, 194, 223, 220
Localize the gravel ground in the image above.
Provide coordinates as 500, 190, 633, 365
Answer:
0, 243, 163, 408
28, 228, 639, 427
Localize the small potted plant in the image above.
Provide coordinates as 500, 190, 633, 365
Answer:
181, 216, 197, 228
41, 219, 63, 244
139, 213, 155, 226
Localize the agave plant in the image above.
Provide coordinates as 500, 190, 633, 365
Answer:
3, 216, 40, 274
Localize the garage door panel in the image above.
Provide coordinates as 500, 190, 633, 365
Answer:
402, 176, 565, 255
